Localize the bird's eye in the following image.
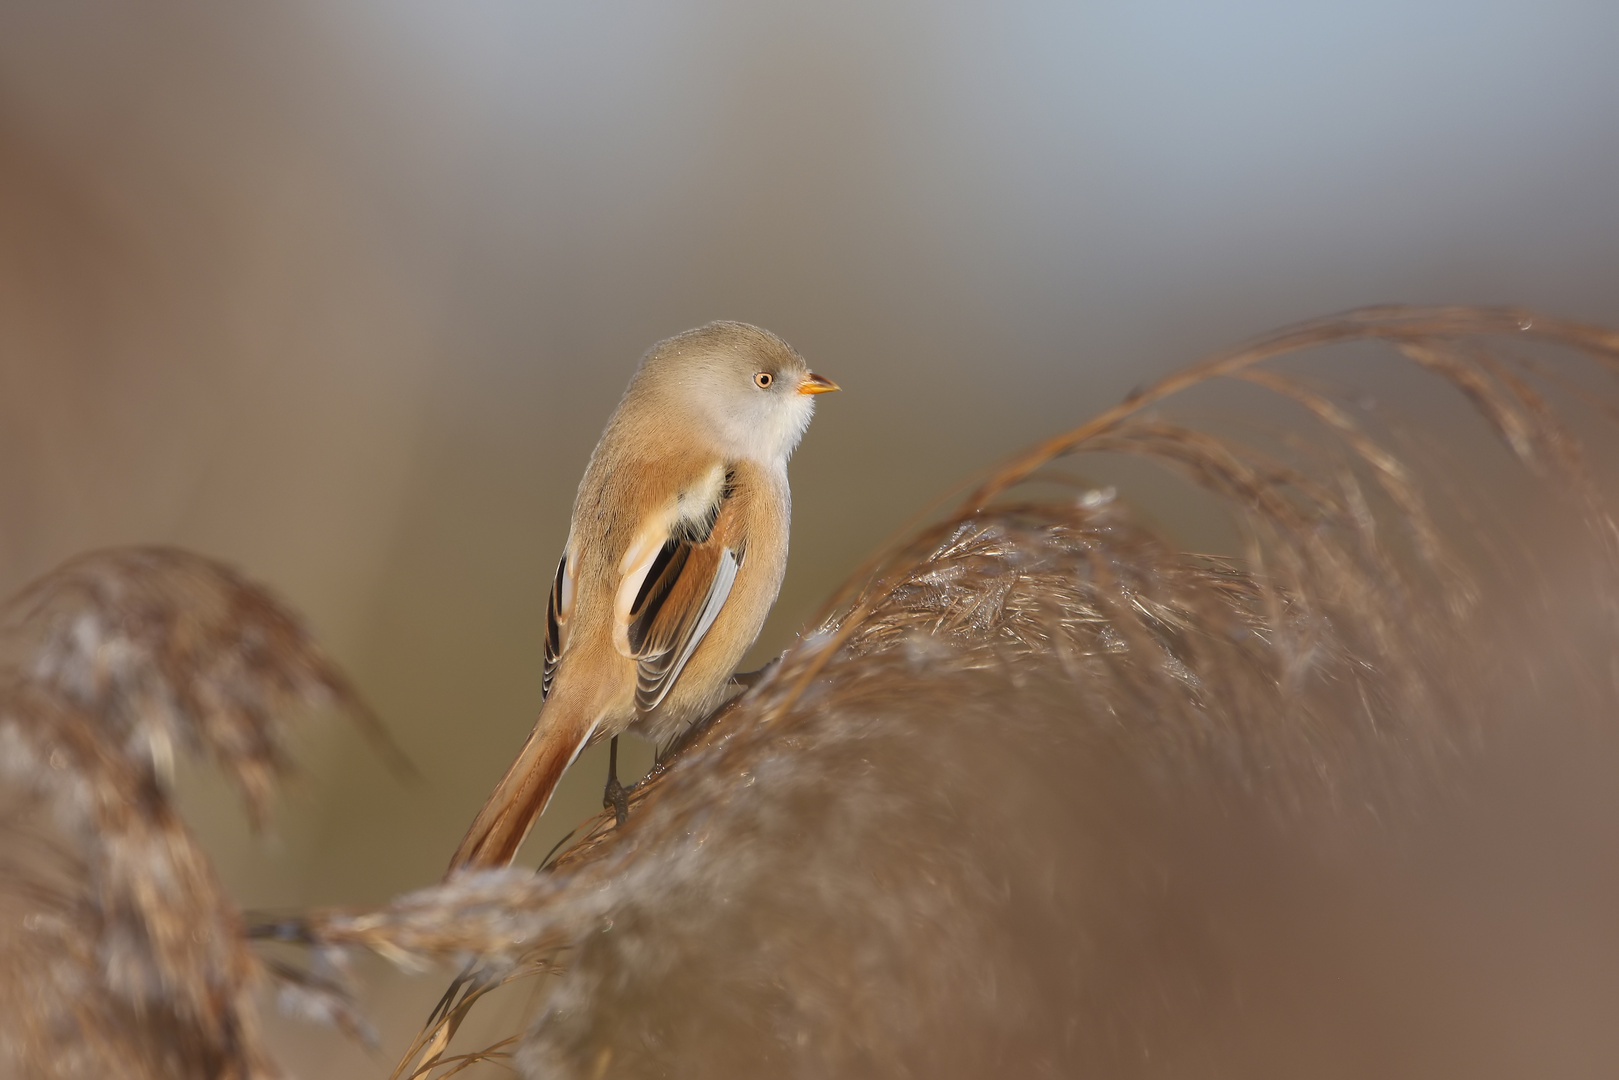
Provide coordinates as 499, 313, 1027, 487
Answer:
753, 371, 774, 389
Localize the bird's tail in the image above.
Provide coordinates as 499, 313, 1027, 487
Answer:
445, 692, 603, 875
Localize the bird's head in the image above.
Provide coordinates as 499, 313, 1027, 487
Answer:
635, 321, 838, 466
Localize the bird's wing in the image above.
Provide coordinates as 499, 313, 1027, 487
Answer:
543, 550, 570, 700
616, 467, 745, 714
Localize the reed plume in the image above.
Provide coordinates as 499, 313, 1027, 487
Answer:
0, 548, 383, 1079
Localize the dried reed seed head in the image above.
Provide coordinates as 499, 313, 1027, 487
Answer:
0, 694, 275, 1079
0, 546, 375, 822
0, 547, 386, 1079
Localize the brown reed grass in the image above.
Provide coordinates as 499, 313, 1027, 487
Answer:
0, 547, 388, 1079
5, 306, 1619, 1078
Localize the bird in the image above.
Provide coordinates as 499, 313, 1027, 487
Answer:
447, 321, 838, 873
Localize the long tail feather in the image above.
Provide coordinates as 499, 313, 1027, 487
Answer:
446, 696, 600, 875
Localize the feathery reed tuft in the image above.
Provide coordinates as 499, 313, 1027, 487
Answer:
0, 547, 382, 1079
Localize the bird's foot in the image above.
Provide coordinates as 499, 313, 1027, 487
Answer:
603, 735, 630, 826
603, 774, 630, 826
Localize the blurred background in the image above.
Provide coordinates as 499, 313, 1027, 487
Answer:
2, 1, 1618, 1072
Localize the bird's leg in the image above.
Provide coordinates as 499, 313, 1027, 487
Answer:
603, 735, 630, 826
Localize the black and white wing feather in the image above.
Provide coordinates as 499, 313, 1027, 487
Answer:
617, 469, 745, 714
543, 552, 569, 700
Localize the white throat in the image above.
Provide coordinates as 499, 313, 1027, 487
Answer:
710, 393, 816, 466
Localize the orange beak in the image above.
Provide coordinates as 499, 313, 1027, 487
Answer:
798, 372, 840, 395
